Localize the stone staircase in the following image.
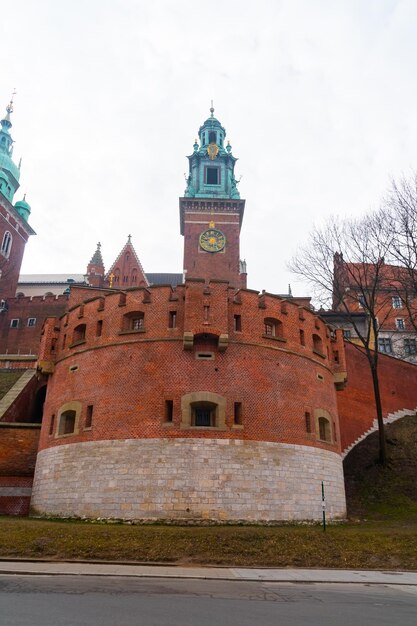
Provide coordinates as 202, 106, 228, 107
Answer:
0, 370, 37, 421
342, 406, 417, 458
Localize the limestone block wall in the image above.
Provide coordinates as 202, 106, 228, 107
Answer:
31, 438, 346, 521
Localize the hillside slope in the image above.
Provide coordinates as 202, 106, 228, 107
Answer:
344, 415, 417, 520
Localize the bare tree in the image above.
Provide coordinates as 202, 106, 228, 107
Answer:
290, 213, 394, 466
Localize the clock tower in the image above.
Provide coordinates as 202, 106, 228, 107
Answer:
180, 106, 246, 288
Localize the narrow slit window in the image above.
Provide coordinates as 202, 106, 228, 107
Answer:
169, 311, 177, 329
96, 320, 103, 337
305, 412, 311, 433
234, 314, 242, 332
300, 329, 305, 346
85, 405, 93, 428
165, 400, 173, 422
234, 402, 243, 425
49, 414, 55, 436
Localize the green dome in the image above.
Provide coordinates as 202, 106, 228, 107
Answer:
14, 197, 31, 221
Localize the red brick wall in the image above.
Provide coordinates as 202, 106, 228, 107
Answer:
0, 476, 33, 516
0, 423, 40, 475
37, 281, 344, 454
0, 295, 68, 355
337, 342, 417, 451
0, 203, 29, 300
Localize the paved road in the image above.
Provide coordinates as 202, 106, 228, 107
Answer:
1, 575, 417, 625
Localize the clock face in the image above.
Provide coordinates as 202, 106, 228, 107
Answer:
199, 228, 226, 253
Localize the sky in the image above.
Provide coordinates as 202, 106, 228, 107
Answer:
2, 0, 417, 295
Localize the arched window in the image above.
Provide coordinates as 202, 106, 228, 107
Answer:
263, 317, 284, 339
1, 231, 12, 258
131, 269, 137, 284
318, 416, 332, 443
312, 333, 324, 355
209, 131, 216, 143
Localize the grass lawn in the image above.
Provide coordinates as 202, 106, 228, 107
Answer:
1, 516, 416, 570
1, 416, 416, 569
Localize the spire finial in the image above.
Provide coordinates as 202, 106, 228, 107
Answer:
6, 89, 16, 116
210, 100, 214, 118
128, 234, 132, 243
23, 193, 26, 201
97, 241, 101, 250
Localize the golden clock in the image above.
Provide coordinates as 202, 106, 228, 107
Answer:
199, 228, 226, 253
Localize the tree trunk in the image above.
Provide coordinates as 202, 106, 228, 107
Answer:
370, 364, 387, 466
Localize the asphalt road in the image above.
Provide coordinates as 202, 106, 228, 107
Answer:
1, 575, 416, 625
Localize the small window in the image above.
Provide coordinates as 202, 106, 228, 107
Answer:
27, 318, 36, 327
96, 320, 103, 337
122, 311, 145, 332
392, 296, 402, 309
378, 337, 392, 354
58, 410, 76, 435
234, 402, 242, 425
192, 402, 216, 427
131, 317, 144, 330
10, 318, 19, 328
333, 350, 339, 364
234, 314, 242, 332
343, 329, 352, 339
299, 329, 305, 346
305, 412, 311, 433
49, 414, 55, 436
209, 131, 216, 143
206, 167, 220, 185
169, 311, 177, 329
358, 295, 366, 308
264, 317, 283, 339
404, 338, 417, 355
312, 333, 324, 355
318, 416, 331, 442
165, 400, 173, 423
72, 323, 86, 344
1, 231, 12, 258
62, 334, 67, 349
396, 319, 405, 330
85, 405, 93, 429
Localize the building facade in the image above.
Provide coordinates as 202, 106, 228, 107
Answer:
30, 109, 348, 521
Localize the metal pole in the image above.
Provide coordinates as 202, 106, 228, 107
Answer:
321, 480, 326, 532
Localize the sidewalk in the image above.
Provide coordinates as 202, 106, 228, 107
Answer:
0, 560, 417, 585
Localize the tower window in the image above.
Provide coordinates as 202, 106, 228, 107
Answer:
72, 323, 86, 344
209, 131, 216, 143
165, 400, 173, 423
58, 410, 76, 436
206, 167, 220, 185
96, 320, 103, 337
234, 314, 242, 332
27, 318, 36, 327
1, 231, 12, 258
169, 311, 177, 329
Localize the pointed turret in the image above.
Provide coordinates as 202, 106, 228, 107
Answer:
86, 242, 105, 287
0, 94, 21, 204
106, 235, 148, 289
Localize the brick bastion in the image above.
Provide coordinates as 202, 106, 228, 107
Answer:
31, 281, 347, 521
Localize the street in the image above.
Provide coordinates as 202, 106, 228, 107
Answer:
1, 575, 417, 625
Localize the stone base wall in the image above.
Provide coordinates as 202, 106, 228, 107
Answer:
31, 439, 346, 521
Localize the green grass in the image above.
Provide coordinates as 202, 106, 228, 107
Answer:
0, 517, 416, 570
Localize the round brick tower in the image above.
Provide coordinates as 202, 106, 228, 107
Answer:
31, 109, 347, 521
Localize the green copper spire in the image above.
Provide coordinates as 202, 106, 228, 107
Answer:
184, 104, 240, 200
0, 91, 21, 204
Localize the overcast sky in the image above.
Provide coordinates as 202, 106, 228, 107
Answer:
2, 0, 417, 295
